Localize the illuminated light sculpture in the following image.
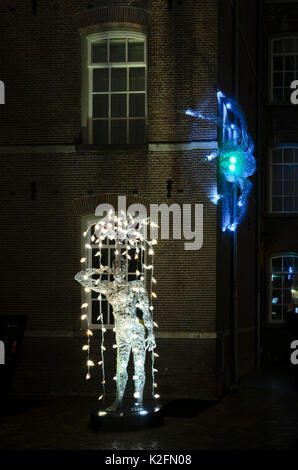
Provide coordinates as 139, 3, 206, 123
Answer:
186, 90, 256, 232
75, 211, 162, 429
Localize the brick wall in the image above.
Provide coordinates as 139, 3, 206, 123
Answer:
1, 0, 264, 400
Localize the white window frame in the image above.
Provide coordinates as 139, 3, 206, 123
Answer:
270, 36, 298, 104
269, 145, 298, 213
84, 29, 147, 145
81, 215, 146, 329
269, 253, 298, 324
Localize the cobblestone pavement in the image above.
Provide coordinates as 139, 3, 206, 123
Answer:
0, 365, 298, 450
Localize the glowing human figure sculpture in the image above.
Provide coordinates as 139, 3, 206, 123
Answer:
75, 257, 156, 412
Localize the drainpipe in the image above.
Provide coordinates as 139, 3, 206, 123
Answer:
256, 0, 262, 367
231, 0, 239, 385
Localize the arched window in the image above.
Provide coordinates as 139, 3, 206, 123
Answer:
271, 36, 298, 104
270, 146, 298, 213
81, 215, 145, 328
84, 30, 147, 144
270, 253, 298, 322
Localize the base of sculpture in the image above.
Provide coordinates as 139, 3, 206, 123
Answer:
90, 403, 163, 431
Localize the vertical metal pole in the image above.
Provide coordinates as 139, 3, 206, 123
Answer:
231, 0, 239, 385
256, 0, 262, 368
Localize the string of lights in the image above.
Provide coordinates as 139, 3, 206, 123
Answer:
75, 210, 160, 412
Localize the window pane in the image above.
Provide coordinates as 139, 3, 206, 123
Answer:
92, 248, 100, 268
285, 38, 295, 53
111, 120, 127, 144
273, 88, 283, 102
273, 56, 283, 71
285, 72, 295, 88
272, 305, 282, 320
129, 93, 145, 117
295, 197, 298, 212
283, 289, 292, 307
101, 248, 108, 266
272, 165, 282, 180
93, 69, 109, 92
272, 275, 282, 288
284, 197, 294, 211
272, 181, 282, 196
272, 257, 282, 272
283, 181, 294, 196
93, 94, 108, 118
284, 256, 294, 271
93, 120, 108, 144
111, 68, 127, 92
285, 55, 294, 70
272, 289, 282, 304
273, 39, 283, 53
128, 39, 144, 61
111, 94, 126, 117
110, 248, 116, 264
273, 72, 283, 87
129, 119, 145, 144
92, 40, 107, 62
284, 148, 293, 163
129, 68, 145, 91
110, 39, 126, 62
284, 165, 294, 180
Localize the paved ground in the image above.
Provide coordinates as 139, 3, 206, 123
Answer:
0, 365, 298, 450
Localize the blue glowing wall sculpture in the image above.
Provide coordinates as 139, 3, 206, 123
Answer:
186, 90, 256, 232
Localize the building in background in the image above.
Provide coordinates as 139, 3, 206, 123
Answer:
260, 0, 298, 362
0, 0, 259, 400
